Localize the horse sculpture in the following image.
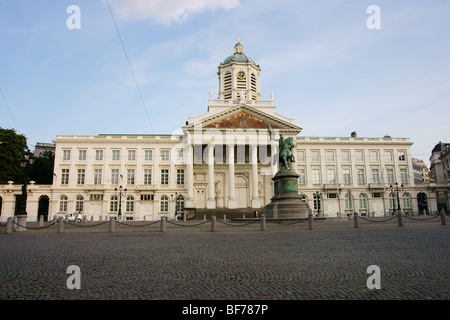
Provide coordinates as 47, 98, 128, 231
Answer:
279, 134, 295, 171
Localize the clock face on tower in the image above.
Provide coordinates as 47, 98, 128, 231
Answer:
237, 70, 246, 80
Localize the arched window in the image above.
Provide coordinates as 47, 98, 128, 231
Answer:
402, 193, 411, 209
126, 196, 134, 212
359, 194, 368, 210
75, 195, 84, 212
59, 195, 68, 212
389, 193, 396, 210
160, 196, 169, 212
176, 196, 184, 213
110, 196, 118, 212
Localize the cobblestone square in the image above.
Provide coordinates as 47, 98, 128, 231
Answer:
0, 217, 448, 301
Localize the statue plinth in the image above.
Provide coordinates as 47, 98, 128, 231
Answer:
264, 169, 311, 219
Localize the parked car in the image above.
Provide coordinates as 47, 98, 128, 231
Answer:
66, 213, 83, 223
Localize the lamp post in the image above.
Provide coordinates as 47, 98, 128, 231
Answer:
16, 149, 35, 231
314, 191, 322, 217
114, 185, 127, 218
390, 182, 404, 215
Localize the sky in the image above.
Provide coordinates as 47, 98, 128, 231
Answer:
0, 0, 449, 166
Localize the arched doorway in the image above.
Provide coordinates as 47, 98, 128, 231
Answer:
236, 174, 249, 208
38, 195, 50, 221
417, 192, 429, 215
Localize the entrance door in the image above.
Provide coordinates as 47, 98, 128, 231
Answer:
194, 189, 206, 208
38, 196, 49, 221
417, 192, 429, 215
236, 175, 249, 208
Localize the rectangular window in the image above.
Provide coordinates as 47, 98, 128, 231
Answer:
111, 169, 119, 185
311, 169, 320, 184
398, 151, 406, 161
95, 150, 103, 161
161, 150, 170, 161
327, 168, 335, 184
356, 150, 364, 162
357, 169, 365, 184
144, 150, 153, 161
112, 150, 120, 161
161, 169, 169, 185
400, 168, 408, 183
298, 169, 306, 184
128, 150, 136, 161
77, 169, 85, 185
78, 150, 86, 161
326, 151, 335, 162
387, 169, 394, 183
311, 150, 320, 162
297, 150, 305, 162
177, 169, 185, 185
144, 169, 152, 185
127, 169, 135, 185
61, 169, 69, 185
372, 169, 380, 183
343, 169, 351, 184
63, 150, 71, 161
341, 150, 350, 162
94, 169, 102, 185
385, 150, 394, 162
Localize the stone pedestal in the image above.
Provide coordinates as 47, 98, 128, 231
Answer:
265, 170, 311, 219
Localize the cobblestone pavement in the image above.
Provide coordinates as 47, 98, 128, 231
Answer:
0, 216, 448, 301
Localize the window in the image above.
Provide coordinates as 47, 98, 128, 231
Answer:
177, 149, 184, 162
389, 193, 396, 210
176, 196, 184, 213
327, 168, 335, 184
398, 151, 406, 161
127, 169, 135, 185
357, 169, 365, 184
110, 196, 118, 212
61, 169, 69, 185
345, 193, 353, 210
311, 150, 320, 162
311, 169, 320, 184
313, 193, 322, 212
343, 169, 351, 184
95, 150, 103, 161
387, 169, 394, 183
356, 150, 364, 162
77, 169, 85, 185
63, 150, 71, 161
297, 150, 305, 162
341, 150, 350, 162
372, 169, 380, 183
128, 150, 136, 161
161, 150, 170, 161
402, 193, 411, 209
59, 196, 68, 212
126, 196, 134, 212
359, 194, 368, 210
144, 169, 152, 185
298, 169, 306, 184
326, 151, 335, 162
75, 196, 84, 212
141, 194, 154, 201
78, 150, 86, 161
144, 150, 153, 161
400, 169, 408, 183
111, 169, 119, 185
112, 150, 120, 161
160, 196, 169, 212
177, 169, 185, 185
94, 169, 102, 185
161, 169, 169, 185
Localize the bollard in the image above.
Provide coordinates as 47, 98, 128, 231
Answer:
39, 215, 44, 227
12, 216, 17, 231
354, 212, 359, 228
160, 217, 166, 232
260, 214, 266, 231
204, 215, 206, 222
16, 215, 27, 232
6, 217, 13, 234
308, 213, 314, 230
57, 218, 64, 233
440, 209, 447, 226
397, 211, 404, 227
109, 217, 115, 233
223, 214, 226, 222
211, 215, 217, 232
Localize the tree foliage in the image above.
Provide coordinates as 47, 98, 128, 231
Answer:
0, 128, 28, 184
29, 150, 55, 184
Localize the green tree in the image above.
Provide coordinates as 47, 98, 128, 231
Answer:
0, 128, 28, 184
29, 150, 55, 184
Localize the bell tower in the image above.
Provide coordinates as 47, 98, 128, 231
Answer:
217, 38, 261, 101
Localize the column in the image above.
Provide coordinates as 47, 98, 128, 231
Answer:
206, 144, 216, 209
251, 144, 261, 208
227, 144, 237, 208
185, 144, 195, 208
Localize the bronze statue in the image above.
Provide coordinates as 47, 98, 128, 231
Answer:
278, 133, 295, 171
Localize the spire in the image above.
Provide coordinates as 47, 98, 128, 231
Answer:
234, 37, 244, 54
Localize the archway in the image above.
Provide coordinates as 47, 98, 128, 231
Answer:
38, 195, 50, 221
235, 174, 249, 208
417, 192, 429, 215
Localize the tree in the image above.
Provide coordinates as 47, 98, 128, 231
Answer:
29, 150, 55, 184
0, 128, 28, 184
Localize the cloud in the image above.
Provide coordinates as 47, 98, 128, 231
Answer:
106, 0, 241, 24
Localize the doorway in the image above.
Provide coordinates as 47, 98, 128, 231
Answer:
38, 195, 50, 221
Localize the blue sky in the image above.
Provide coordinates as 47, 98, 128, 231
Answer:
0, 0, 449, 166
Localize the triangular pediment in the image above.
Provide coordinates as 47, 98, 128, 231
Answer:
183, 105, 302, 134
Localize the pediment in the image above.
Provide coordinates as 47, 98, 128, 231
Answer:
205, 111, 280, 129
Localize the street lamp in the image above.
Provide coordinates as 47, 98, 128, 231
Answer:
114, 185, 127, 217
390, 182, 404, 215
17, 149, 35, 217
314, 191, 322, 217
